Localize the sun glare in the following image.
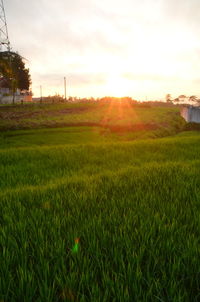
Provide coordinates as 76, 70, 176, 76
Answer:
105, 74, 131, 97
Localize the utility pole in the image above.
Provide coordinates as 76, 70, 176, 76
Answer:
40, 85, 42, 103
64, 77, 66, 101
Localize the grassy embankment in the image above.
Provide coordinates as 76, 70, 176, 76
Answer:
0, 101, 184, 136
1, 102, 200, 301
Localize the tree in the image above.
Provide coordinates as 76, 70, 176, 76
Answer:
174, 98, 180, 103
166, 94, 172, 103
189, 95, 197, 103
0, 56, 11, 79
178, 95, 187, 102
0, 51, 31, 91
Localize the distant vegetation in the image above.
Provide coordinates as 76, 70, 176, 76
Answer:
38, 94, 200, 105
166, 93, 200, 104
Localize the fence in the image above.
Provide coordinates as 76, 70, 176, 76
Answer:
0, 95, 32, 104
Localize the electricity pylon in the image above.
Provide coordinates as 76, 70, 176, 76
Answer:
0, 0, 14, 103
0, 0, 10, 51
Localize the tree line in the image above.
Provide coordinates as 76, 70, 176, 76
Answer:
166, 94, 200, 104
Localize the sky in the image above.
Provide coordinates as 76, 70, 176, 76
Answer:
4, 0, 200, 100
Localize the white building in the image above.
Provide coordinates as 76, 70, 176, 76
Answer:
181, 106, 200, 123
0, 77, 32, 104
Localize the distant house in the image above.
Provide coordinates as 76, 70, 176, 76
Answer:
0, 77, 10, 95
0, 77, 32, 104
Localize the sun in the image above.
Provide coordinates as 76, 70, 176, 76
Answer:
105, 74, 131, 97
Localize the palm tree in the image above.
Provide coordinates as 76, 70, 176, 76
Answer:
166, 94, 171, 103
178, 95, 187, 103
174, 98, 180, 103
189, 95, 197, 103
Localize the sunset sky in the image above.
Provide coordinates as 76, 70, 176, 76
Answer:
5, 0, 200, 100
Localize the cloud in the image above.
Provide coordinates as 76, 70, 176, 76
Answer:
4, 0, 200, 97
122, 72, 178, 82
161, 0, 200, 28
6, 0, 126, 68
34, 72, 107, 87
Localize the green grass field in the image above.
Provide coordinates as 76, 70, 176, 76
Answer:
0, 102, 200, 301
0, 101, 182, 132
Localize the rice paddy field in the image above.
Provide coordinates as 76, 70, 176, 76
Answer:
0, 101, 200, 301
